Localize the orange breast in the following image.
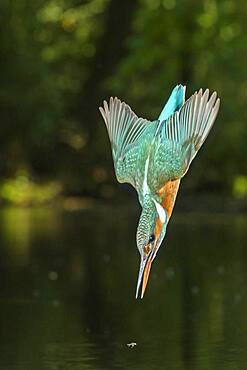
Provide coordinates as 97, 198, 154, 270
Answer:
154, 216, 163, 240
158, 179, 181, 221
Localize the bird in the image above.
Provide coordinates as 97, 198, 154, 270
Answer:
99, 85, 220, 298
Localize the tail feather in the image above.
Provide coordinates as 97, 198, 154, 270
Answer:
158, 84, 186, 122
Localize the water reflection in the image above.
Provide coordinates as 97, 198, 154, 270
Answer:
0, 206, 246, 370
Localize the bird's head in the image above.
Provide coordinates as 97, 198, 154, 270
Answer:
136, 196, 168, 298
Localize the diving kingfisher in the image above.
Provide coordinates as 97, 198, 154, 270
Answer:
99, 85, 220, 298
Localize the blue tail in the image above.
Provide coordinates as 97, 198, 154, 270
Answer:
158, 84, 186, 122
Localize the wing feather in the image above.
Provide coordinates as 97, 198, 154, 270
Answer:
99, 97, 153, 163
161, 89, 220, 174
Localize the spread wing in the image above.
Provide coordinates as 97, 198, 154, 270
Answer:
160, 89, 220, 176
99, 97, 155, 184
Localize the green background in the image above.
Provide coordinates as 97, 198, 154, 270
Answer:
0, 0, 246, 204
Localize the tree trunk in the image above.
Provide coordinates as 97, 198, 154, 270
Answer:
77, 0, 138, 138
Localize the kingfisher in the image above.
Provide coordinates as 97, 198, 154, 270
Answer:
99, 85, 220, 298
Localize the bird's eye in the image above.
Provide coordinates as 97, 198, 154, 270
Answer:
148, 234, 155, 243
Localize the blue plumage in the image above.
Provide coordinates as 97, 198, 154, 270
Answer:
100, 85, 220, 298
158, 84, 186, 122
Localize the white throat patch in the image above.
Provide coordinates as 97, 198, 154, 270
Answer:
143, 155, 150, 195
153, 199, 167, 223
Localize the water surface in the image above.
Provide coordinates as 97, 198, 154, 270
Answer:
0, 206, 246, 370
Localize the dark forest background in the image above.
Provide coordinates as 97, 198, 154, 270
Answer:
0, 0, 246, 205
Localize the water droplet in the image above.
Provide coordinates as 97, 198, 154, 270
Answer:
127, 342, 137, 348
217, 265, 225, 275
191, 286, 199, 295
165, 267, 175, 279
32, 289, 40, 298
52, 299, 60, 307
48, 271, 58, 281
103, 254, 111, 263
234, 293, 242, 304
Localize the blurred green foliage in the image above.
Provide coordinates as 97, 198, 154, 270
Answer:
233, 175, 247, 199
0, 0, 246, 203
0, 172, 61, 205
